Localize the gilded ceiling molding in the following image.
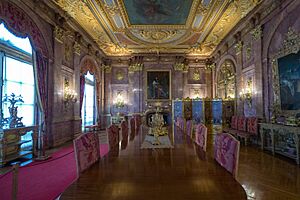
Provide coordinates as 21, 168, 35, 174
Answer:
251, 26, 263, 41
53, 0, 261, 56
54, 26, 65, 43
139, 30, 178, 42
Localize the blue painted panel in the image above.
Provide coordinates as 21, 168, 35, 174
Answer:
173, 100, 183, 119
192, 100, 203, 124
212, 100, 222, 124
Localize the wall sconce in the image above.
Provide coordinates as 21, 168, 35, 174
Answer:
239, 79, 253, 107
115, 91, 125, 108
64, 78, 77, 109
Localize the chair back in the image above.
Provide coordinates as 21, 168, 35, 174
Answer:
195, 124, 207, 152
214, 133, 240, 179
237, 116, 247, 131
130, 118, 136, 140
73, 132, 100, 176
247, 117, 258, 135
107, 124, 119, 149
121, 121, 129, 140
231, 116, 238, 129
134, 114, 142, 135
186, 120, 193, 137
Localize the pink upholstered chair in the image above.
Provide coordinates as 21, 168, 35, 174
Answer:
231, 116, 238, 130
186, 120, 193, 137
121, 121, 129, 141
225, 116, 238, 134
230, 116, 246, 136
73, 132, 100, 176
134, 114, 142, 135
107, 124, 119, 150
195, 124, 207, 152
130, 118, 136, 140
237, 117, 258, 145
120, 121, 129, 149
214, 133, 240, 179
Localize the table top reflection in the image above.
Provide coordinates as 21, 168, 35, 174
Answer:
61, 126, 246, 200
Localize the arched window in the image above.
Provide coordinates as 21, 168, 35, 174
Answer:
0, 23, 36, 147
81, 71, 96, 127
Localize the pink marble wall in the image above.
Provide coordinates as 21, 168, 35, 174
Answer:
106, 59, 209, 123
212, 0, 300, 121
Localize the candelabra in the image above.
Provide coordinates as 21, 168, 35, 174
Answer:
2, 93, 24, 128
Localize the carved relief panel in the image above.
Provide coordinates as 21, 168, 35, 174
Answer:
111, 67, 129, 84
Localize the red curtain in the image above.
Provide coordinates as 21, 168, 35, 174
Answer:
80, 75, 85, 113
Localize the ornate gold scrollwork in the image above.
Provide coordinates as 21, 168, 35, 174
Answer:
251, 26, 262, 40
116, 69, 124, 81
54, 26, 64, 43
103, 64, 112, 73
234, 41, 243, 55
139, 30, 177, 41
73, 41, 81, 55
192, 69, 201, 81
271, 27, 300, 119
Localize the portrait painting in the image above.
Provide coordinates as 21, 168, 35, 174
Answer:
147, 71, 170, 100
277, 51, 300, 110
123, 0, 193, 25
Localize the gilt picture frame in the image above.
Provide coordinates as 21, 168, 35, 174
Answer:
146, 70, 171, 100
272, 27, 300, 115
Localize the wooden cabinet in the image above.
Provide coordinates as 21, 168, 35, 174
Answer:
260, 123, 300, 165
0, 126, 37, 167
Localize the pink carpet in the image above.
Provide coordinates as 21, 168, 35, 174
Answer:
0, 143, 109, 200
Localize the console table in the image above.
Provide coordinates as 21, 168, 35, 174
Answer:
0, 126, 37, 167
259, 123, 300, 165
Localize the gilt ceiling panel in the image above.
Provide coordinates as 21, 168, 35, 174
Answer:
53, 0, 261, 56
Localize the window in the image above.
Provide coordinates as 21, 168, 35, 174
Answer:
81, 72, 96, 127
0, 23, 35, 148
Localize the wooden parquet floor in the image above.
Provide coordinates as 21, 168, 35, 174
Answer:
206, 134, 300, 200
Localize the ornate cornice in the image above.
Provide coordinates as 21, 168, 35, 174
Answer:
128, 64, 143, 73
53, 0, 261, 56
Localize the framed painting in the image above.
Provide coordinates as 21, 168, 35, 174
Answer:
272, 27, 300, 116
276, 51, 300, 111
147, 71, 171, 100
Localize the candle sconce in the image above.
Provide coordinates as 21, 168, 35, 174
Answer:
64, 78, 77, 109
114, 91, 125, 109
239, 78, 253, 107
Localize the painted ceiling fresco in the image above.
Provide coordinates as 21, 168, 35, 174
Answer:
52, 0, 261, 56
123, 0, 193, 25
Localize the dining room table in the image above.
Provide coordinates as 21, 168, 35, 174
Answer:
61, 125, 247, 200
